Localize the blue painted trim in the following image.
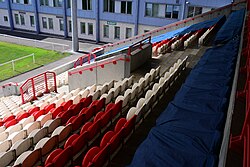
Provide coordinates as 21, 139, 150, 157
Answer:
96, 0, 100, 43
11, 3, 34, 12
33, 0, 40, 34
7, 0, 14, 31
63, 0, 68, 38
134, 0, 140, 35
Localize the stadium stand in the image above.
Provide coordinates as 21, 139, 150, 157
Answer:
0, 1, 248, 166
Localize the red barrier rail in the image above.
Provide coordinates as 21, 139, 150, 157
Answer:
74, 54, 96, 68
127, 36, 151, 56
91, 0, 246, 54
20, 71, 57, 104
1, 82, 18, 88
69, 58, 130, 76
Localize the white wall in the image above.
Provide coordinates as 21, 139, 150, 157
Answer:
12, 11, 36, 31
138, 24, 158, 35
0, 9, 10, 28
99, 20, 134, 43
39, 13, 64, 35
78, 17, 96, 41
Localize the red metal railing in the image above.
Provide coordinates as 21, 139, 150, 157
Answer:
69, 58, 130, 76
20, 71, 57, 104
74, 53, 96, 68
127, 36, 151, 56
91, 0, 246, 54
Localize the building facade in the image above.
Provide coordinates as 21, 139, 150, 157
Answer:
0, 0, 232, 43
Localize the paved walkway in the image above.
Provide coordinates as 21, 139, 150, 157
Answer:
0, 28, 103, 96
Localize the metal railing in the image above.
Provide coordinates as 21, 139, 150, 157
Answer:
73, 53, 96, 68
20, 71, 57, 104
0, 53, 35, 71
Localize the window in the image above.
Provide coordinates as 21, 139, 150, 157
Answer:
59, 19, 64, 31
42, 17, 47, 29
146, 3, 180, 19
88, 23, 93, 35
0, 0, 5, 2
67, 0, 71, 8
19, 14, 24, 25
69, 20, 72, 32
80, 22, 86, 34
53, 0, 63, 7
14, 14, 19, 25
24, 0, 29, 4
121, 1, 132, 14
104, 0, 114, 13
12, 0, 20, 3
40, 0, 49, 6
48, 18, 53, 29
30, 15, 35, 26
82, 0, 92, 10
103, 25, 109, 38
4, 16, 8, 22
114, 26, 120, 39
125, 27, 132, 39
187, 6, 203, 18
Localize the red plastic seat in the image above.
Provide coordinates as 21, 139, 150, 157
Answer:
123, 115, 136, 137
112, 101, 122, 118
114, 118, 127, 133
64, 134, 79, 148
45, 149, 63, 165
61, 100, 73, 111
71, 114, 85, 131
94, 112, 104, 122
100, 109, 112, 128
66, 116, 77, 125
100, 131, 115, 148
82, 147, 100, 167
57, 109, 74, 125
50, 106, 63, 119
86, 120, 101, 141
91, 144, 110, 167
16, 112, 30, 122
33, 109, 45, 120
52, 146, 73, 167
80, 96, 92, 108
80, 106, 96, 122
69, 102, 83, 115
109, 130, 123, 153
44, 103, 56, 113
4, 119, 18, 128
105, 103, 115, 112
27, 107, 40, 115
2, 115, 15, 122
90, 98, 105, 113
80, 122, 93, 134
72, 131, 88, 155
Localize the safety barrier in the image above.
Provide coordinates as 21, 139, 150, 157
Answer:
127, 36, 151, 56
20, 72, 57, 104
73, 54, 96, 68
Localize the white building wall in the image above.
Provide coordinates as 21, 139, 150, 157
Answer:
0, 9, 10, 28
100, 20, 134, 43
78, 18, 96, 41
12, 10, 36, 31
39, 13, 64, 35
138, 24, 158, 35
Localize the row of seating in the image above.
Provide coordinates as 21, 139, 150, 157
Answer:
230, 12, 250, 167
0, 64, 164, 167
73, 56, 187, 167
128, 9, 243, 166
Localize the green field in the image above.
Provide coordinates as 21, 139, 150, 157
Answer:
0, 41, 70, 81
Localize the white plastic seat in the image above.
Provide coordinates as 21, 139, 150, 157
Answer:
0, 140, 11, 153
8, 130, 27, 145
13, 149, 40, 167
127, 75, 135, 88
37, 113, 52, 127
51, 124, 71, 143
120, 79, 128, 93
55, 98, 65, 107
79, 89, 90, 98
87, 84, 97, 94
20, 115, 35, 128
0, 126, 6, 134
70, 88, 81, 96
101, 92, 113, 105
23, 121, 41, 135
70, 94, 82, 104
56, 92, 66, 99
10, 138, 32, 158
149, 69, 156, 82
90, 90, 101, 101
63, 93, 73, 102
0, 131, 9, 142
29, 127, 48, 145
144, 73, 151, 88
131, 87, 138, 102
0, 150, 15, 166
155, 66, 161, 78
107, 80, 115, 90
43, 118, 61, 134
6, 123, 22, 136
34, 135, 57, 157
126, 107, 137, 120
97, 84, 108, 95
109, 86, 121, 99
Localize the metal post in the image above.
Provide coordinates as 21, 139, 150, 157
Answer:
44, 73, 49, 93
71, 0, 79, 52
32, 54, 35, 63
12, 60, 14, 71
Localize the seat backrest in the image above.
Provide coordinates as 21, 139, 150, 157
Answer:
100, 131, 115, 148
114, 118, 127, 133
82, 147, 100, 167
126, 107, 137, 121
0, 150, 15, 167
22, 149, 41, 167
92, 144, 110, 167
53, 146, 73, 167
